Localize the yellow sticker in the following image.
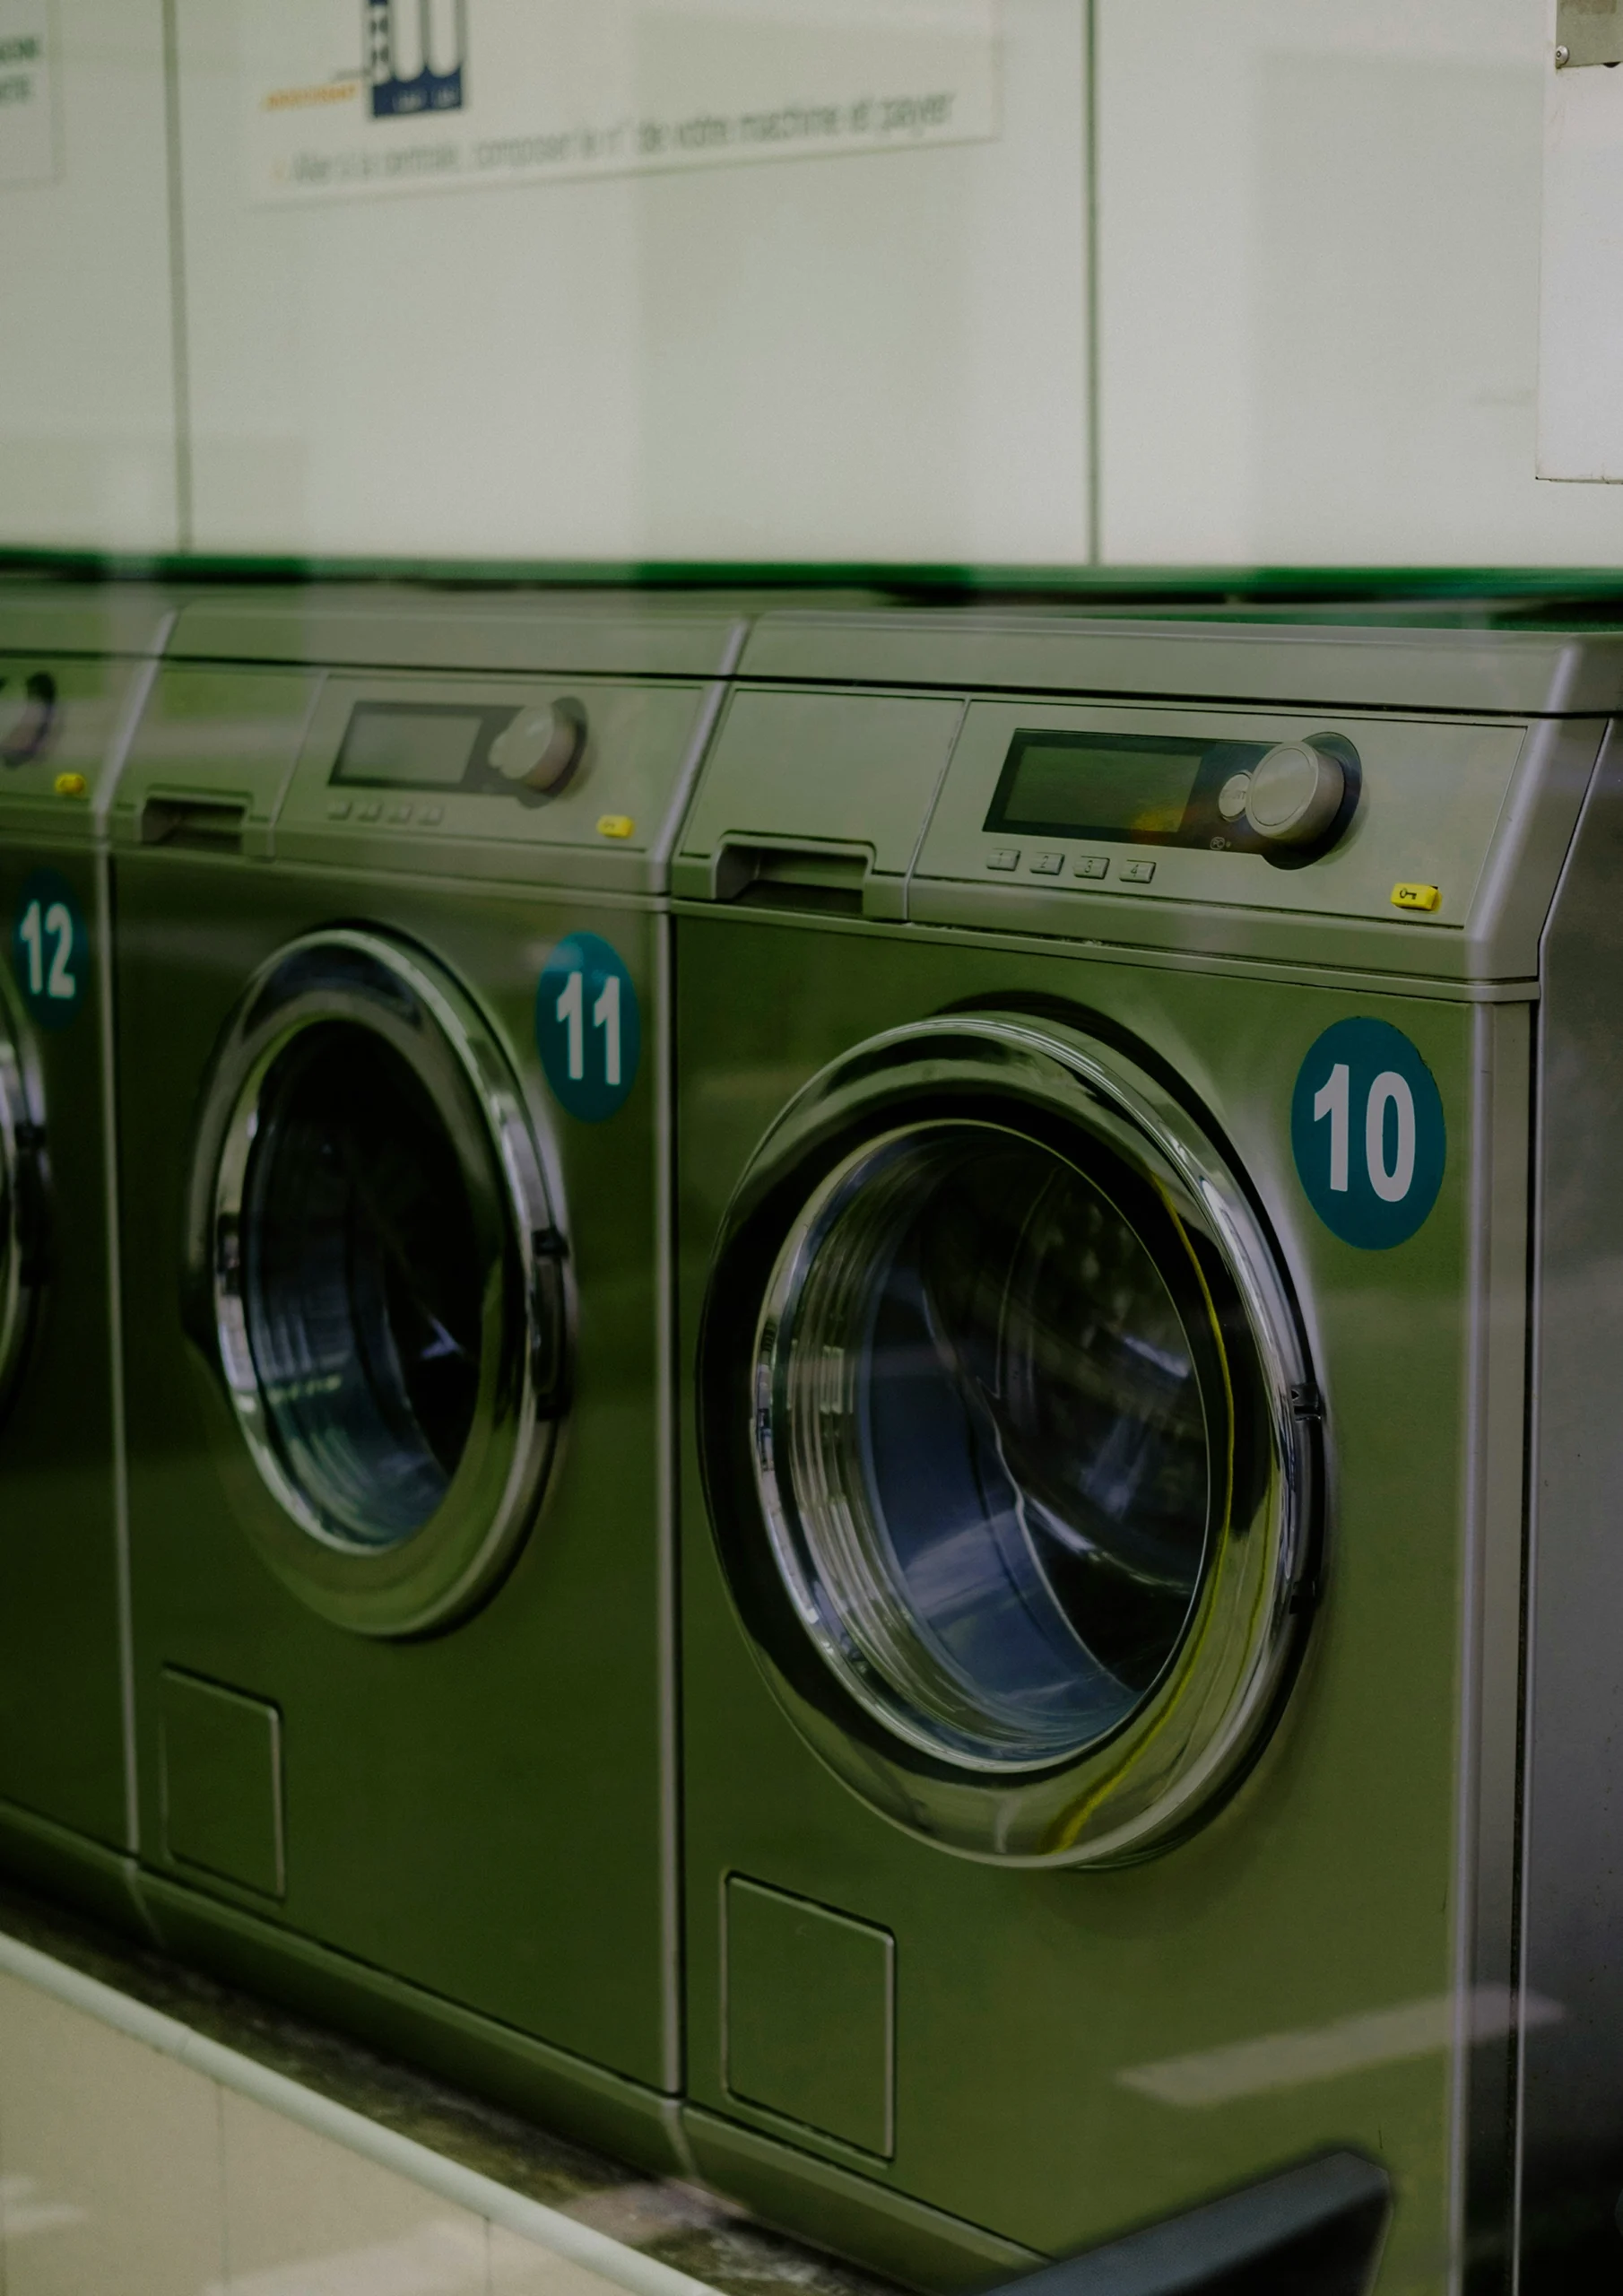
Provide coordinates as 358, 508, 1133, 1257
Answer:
53, 772, 88, 800
596, 814, 635, 840
1391, 882, 1440, 912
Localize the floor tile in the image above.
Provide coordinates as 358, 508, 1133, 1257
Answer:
0, 1971, 227, 2295
219, 2089, 489, 2292
490, 2221, 642, 2296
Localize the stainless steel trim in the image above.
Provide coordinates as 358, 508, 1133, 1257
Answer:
707, 1013, 1317, 1866
100, 627, 172, 1854
186, 927, 569, 1639
649, 621, 751, 874
654, 906, 681, 2094
0, 970, 42, 1431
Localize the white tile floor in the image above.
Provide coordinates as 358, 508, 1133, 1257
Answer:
0, 1961, 697, 2296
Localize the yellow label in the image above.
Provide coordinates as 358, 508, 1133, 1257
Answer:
595, 814, 635, 839
1391, 881, 1440, 912
53, 772, 88, 799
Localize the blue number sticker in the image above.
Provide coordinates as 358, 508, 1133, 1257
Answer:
11, 869, 88, 1031
1291, 1018, 1445, 1248
534, 933, 641, 1123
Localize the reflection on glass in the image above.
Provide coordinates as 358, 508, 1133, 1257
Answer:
771, 1127, 1212, 1769
242, 1022, 483, 1547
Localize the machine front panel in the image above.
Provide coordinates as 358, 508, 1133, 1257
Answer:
117, 860, 673, 2088
674, 907, 1513, 2287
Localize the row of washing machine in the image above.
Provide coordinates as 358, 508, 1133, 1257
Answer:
2, 578, 1622, 2293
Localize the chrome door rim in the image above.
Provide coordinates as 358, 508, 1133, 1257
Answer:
186, 928, 570, 1638
0, 975, 44, 1427
699, 1012, 1319, 1866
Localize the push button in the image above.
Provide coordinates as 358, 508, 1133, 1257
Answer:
1073, 855, 1108, 881
1120, 859, 1157, 884
356, 800, 382, 823
325, 798, 352, 820
421, 804, 444, 826
1029, 851, 1064, 876
986, 848, 1020, 872
389, 803, 414, 824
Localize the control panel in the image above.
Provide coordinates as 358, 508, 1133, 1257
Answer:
913, 697, 1532, 945
273, 673, 715, 891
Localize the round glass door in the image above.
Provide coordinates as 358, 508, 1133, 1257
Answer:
700, 1013, 1318, 1865
188, 930, 569, 1637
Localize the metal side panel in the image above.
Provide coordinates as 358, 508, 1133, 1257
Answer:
1520, 718, 1623, 2288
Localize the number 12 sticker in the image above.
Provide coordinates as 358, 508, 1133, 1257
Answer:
11, 870, 88, 1031
1291, 1018, 1445, 1248
534, 932, 641, 1122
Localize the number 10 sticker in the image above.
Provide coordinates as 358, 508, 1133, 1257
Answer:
534, 932, 641, 1122
1291, 1017, 1445, 1248
11, 869, 88, 1031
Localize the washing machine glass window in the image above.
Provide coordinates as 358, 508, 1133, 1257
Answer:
241, 1022, 484, 1548
704, 1014, 1318, 1865
191, 930, 570, 1638
767, 1125, 1210, 1770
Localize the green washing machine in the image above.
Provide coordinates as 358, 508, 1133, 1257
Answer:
0, 581, 176, 1924
113, 588, 742, 2170
673, 610, 1623, 2293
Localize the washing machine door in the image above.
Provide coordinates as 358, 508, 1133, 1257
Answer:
186, 929, 569, 1638
699, 1013, 1319, 1866
0, 982, 44, 1426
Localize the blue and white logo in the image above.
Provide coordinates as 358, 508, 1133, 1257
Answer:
1291, 1018, 1445, 1250
366, 0, 465, 119
534, 934, 641, 1124
11, 869, 87, 1031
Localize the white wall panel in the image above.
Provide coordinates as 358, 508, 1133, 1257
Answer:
0, 2, 178, 552
1097, 0, 1623, 565
178, 0, 1088, 565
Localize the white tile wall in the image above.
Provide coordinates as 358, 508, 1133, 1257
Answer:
1095, 0, 1623, 564
174, 0, 1089, 566
8, 2, 1623, 565
0, 1, 179, 552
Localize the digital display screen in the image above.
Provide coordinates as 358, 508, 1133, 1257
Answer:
333, 704, 486, 789
985, 731, 1210, 840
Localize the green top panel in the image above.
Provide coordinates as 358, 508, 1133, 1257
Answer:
167, 587, 745, 680
738, 611, 1623, 718
0, 581, 178, 661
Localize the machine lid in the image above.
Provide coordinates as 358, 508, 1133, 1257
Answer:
698, 1012, 1317, 1866
736, 608, 1623, 718
165, 588, 746, 682
186, 929, 569, 1637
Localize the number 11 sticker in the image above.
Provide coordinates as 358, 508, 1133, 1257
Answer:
11, 869, 88, 1031
1291, 1018, 1445, 1248
534, 932, 641, 1122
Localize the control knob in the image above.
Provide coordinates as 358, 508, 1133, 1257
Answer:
490, 698, 586, 794
1219, 738, 1349, 850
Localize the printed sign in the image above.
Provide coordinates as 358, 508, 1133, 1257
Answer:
0, 0, 57, 189
11, 869, 86, 1030
1290, 1018, 1445, 1250
242, 0, 999, 205
534, 932, 640, 1122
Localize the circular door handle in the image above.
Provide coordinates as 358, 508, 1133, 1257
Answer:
0, 674, 58, 769
1243, 740, 1346, 848
490, 698, 586, 793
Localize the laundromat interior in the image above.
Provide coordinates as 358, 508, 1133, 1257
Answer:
10, 7, 1623, 2295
